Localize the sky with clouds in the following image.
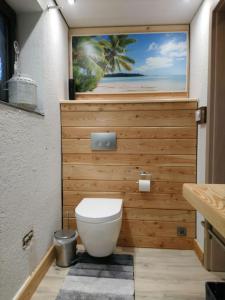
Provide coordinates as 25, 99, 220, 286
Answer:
125, 32, 188, 76
89, 32, 188, 77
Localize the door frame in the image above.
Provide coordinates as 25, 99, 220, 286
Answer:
206, 0, 225, 183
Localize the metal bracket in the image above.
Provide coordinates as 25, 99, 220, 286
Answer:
140, 171, 151, 177
195, 106, 207, 124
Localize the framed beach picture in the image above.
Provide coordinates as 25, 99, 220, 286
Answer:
70, 26, 189, 94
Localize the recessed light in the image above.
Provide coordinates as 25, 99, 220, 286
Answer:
68, 0, 76, 5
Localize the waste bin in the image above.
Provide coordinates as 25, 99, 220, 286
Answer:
54, 230, 78, 267
206, 282, 225, 300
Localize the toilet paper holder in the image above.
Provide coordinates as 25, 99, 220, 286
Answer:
136, 171, 152, 192
140, 171, 151, 177
136, 171, 152, 184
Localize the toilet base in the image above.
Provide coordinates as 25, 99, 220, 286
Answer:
77, 215, 122, 258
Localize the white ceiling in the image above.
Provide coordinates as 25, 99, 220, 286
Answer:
56, 0, 203, 28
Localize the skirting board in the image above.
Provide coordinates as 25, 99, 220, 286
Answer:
193, 239, 204, 265
13, 245, 55, 300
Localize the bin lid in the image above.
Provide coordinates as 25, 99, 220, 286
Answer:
54, 230, 76, 239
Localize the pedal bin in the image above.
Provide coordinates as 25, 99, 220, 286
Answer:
54, 230, 78, 267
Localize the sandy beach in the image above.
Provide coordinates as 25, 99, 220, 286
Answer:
92, 76, 187, 93
93, 81, 157, 93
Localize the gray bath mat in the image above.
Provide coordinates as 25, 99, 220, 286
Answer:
56, 252, 135, 300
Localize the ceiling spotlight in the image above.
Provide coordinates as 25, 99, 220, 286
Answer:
68, 0, 76, 5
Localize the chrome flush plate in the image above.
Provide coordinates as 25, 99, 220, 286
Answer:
91, 132, 117, 150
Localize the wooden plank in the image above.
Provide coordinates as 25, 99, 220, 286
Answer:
61, 99, 197, 104
14, 245, 55, 300
123, 208, 195, 222
60, 101, 197, 111
63, 218, 195, 238
183, 184, 225, 238
62, 139, 196, 155
122, 193, 194, 210
118, 235, 193, 250
120, 220, 195, 238
63, 180, 184, 194
63, 191, 121, 207
62, 127, 196, 139
69, 25, 189, 36
61, 110, 195, 127
75, 92, 189, 100
63, 165, 196, 182
63, 191, 194, 210
63, 153, 196, 166
63, 207, 195, 222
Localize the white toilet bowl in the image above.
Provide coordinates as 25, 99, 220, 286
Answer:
75, 198, 123, 257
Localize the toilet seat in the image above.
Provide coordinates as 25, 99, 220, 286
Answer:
75, 198, 123, 224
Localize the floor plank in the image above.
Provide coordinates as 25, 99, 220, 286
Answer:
32, 247, 225, 300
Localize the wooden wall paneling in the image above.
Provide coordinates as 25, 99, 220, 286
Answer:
63, 218, 195, 239
60, 100, 197, 111
118, 235, 194, 250
60, 99, 197, 249
63, 165, 196, 182
63, 154, 196, 166
62, 217, 194, 250
62, 139, 196, 155
75, 92, 190, 100
63, 191, 194, 210
63, 206, 195, 222
63, 180, 185, 194
61, 110, 195, 127
62, 126, 196, 139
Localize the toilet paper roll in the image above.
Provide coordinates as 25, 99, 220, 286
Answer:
138, 179, 151, 192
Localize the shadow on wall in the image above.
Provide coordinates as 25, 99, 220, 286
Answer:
17, 12, 42, 48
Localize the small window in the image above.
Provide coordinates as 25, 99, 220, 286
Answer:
0, 0, 16, 102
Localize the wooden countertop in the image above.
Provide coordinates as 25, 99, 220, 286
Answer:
183, 184, 225, 238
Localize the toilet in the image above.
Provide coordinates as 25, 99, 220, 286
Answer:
75, 198, 123, 257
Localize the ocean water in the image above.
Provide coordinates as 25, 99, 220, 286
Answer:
98, 75, 186, 91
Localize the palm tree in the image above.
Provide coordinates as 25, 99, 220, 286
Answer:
72, 36, 105, 91
99, 35, 136, 73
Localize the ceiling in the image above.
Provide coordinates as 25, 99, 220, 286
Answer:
56, 0, 203, 28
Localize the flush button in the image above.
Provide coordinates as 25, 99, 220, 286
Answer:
91, 132, 117, 150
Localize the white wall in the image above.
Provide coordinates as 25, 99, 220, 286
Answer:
0, 2, 68, 299
190, 0, 219, 250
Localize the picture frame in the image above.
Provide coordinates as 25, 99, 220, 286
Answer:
69, 25, 189, 96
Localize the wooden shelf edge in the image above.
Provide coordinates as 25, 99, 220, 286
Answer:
60, 98, 197, 104
183, 184, 225, 238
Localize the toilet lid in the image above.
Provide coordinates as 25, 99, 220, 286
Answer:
75, 198, 123, 223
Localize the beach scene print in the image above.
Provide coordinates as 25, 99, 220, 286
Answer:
72, 32, 188, 93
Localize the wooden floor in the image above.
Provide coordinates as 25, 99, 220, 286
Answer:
32, 247, 225, 300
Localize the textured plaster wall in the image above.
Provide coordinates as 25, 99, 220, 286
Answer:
190, 0, 219, 250
0, 2, 68, 299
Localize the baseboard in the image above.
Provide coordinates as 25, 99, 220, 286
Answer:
193, 239, 204, 265
13, 245, 55, 300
